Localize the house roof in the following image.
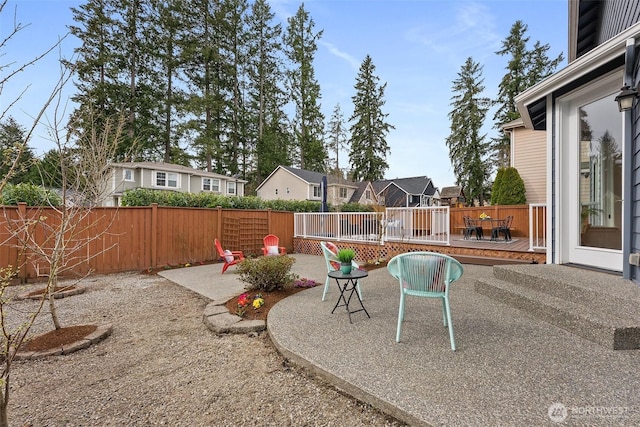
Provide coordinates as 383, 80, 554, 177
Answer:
373, 176, 435, 196
348, 181, 376, 203
256, 166, 358, 191
500, 118, 525, 131
281, 166, 357, 187
110, 161, 247, 182
439, 186, 464, 199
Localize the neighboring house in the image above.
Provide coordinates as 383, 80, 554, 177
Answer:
515, 0, 640, 279
104, 161, 246, 207
256, 166, 358, 206
348, 181, 380, 205
439, 186, 466, 207
372, 176, 438, 207
501, 119, 547, 205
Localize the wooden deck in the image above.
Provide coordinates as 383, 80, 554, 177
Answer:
294, 234, 547, 266
445, 234, 545, 265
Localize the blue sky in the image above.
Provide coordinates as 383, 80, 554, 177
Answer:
2, 0, 567, 188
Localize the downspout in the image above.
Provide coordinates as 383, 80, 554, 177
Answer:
622, 38, 635, 280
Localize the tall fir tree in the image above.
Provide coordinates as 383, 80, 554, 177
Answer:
284, 3, 326, 172
348, 55, 393, 182
147, 0, 190, 164
492, 20, 563, 167
245, 0, 290, 184
326, 103, 348, 177
446, 57, 491, 206
181, 0, 228, 173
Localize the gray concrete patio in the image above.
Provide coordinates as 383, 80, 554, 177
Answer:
161, 254, 640, 426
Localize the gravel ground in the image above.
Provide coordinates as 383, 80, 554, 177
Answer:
7, 272, 405, 427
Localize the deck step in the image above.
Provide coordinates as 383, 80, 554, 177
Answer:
475, 265, 640, 350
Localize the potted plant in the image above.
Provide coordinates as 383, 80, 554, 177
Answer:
337, 248, 356, 274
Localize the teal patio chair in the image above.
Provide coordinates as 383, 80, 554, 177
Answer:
387, 252, 464, 351
320, 241, 363, 302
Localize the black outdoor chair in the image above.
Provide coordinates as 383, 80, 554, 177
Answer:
463, 216, 483, 240
491, 215, 513, 241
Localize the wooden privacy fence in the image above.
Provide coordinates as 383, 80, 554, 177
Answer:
449, 205, 533, 237
0, 204, 293, 282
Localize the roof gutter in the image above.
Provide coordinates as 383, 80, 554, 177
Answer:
516, 21, 640, 129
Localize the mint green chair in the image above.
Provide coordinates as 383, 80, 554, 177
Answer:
387, 252, 463, 350
320, 241, 363, 302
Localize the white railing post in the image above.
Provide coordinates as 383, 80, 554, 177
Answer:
528, 203, 547, 251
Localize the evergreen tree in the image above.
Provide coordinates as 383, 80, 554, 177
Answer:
146, 0, 190, 164
492, 167, 526, 205
326, 103, 348, 177
284, 3, 326, 172
0, 117, 39, 184
245, 0, 290, 183
446, 57, 491, 206
221, 0, 250, 176
348, 55, 393, 182
493, 20, 563, 167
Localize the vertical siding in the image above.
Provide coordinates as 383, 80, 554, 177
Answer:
631, 54, 640, 282
597, 0, 640, 46
513, 127, 547, 204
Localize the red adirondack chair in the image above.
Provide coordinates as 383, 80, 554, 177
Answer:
261, 234, 287, 256
214, 238, 245, 273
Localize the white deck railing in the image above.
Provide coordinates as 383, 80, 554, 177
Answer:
528, 203, 547, 251
294, 206, 451, 245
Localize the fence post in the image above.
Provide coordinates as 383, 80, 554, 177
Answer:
216, 206, 223, 243
267, 208, 272, 234
151, 203, 158, 269
17, 202, 27, 282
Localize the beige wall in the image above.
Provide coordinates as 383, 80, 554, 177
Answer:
257, 168, 314, 201
512, 127, 546, 204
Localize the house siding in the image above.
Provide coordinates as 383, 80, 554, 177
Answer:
597, 1, 640, 47
631, 55, 640, 281
513, 127, 547, 204
256, 168, 310, 201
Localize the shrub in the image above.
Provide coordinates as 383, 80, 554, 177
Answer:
0, 183, 61, 206
237, 255, 296, 292
121, 188, 329, 212
491, 167, 526, 205
340, 202, 374, 212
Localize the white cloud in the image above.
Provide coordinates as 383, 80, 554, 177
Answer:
404, 1, 500, 64
319, 40, 361, 70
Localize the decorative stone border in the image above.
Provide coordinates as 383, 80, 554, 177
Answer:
17, 285, 86, 301
15, 323, 112, 360
202, 302, 265, 334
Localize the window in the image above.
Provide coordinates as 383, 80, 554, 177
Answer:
202, 178, 220, 192
123, 169, 133, 181
155, 171, 178, 188
227, 181, 236, 195
339, 187, 348, 198
202, 178, 211, 191
313, 186, 321, 198
365, 189, 372, 200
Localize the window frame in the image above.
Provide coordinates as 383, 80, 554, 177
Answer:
123, 169, 134, 182
154, 171, 179, 189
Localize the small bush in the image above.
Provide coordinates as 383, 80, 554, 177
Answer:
0, 183, 61, 206
237, 255, 296, 292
